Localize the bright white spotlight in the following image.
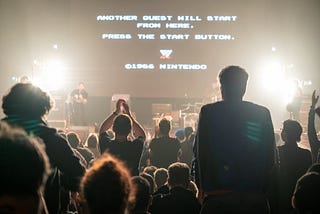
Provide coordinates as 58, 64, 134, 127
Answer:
271, 46, 277, 52
53, 44, 58, 50
33, 59, 65, 91
260, 60, 284, 92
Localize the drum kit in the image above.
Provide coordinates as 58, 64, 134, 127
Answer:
151, 102, 203, 131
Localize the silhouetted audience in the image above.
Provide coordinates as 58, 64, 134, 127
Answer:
1, 83, 85, 214
99, 99, 146, 176
195, 66, 276, 214
80, 153, 135, 214
67, 131, 95, 166
143, 165, 158, 178
131, 176, 152, 214
278, 119, 312, 213
86, 133, 100, 158
0, 122, 50, 214
292, 172, 320, 214
150, 162, 201, 214
154, 168, 169, 191
149, 118, 181, 168
140, 172, 156, 194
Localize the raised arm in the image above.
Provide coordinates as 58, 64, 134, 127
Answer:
308, 90, 320, 163
99, 99, 123, 134
123, 101, 146, 139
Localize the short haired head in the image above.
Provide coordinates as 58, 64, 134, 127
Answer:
67, 132, 81, 148
2, 83, 53, 119
154, 168, 168, 188
0, 122, 50, 198
292, 172, 320, 214
218, 65, 248, 100
131, 176, 151, 212
139, 172, 156, 194
281, 119, 303, 143
174, 129, 185, 141
113, 114, 132, 137
80, 153, 135, 214
143, 165, 158, 178
168, 162, 190, 188
159, 118, 171, 135
86, 133, 98, 148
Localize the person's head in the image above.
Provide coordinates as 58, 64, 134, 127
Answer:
113, 114, 132, 137
281, 119, 303, 143
159, 118, 171, 136
184, 127, 193, 139
19, 75, 30, 84
174, 129, 185, 142
218, 65, 248, 101
292, 172, 320, 214
80, 153, 135, 214
86, 133, 98, 149
143, 165, 158, 178
154, 168, 168, 188
78, 82, 85, 90
0, 122, 50, 214
167, 162, 190, 189
139, 172, 156, 194
2, 83, 53, 119
131, 176, 152, 213
67, 131, 81, 148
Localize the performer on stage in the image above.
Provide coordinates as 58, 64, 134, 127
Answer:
70, 82, 88, 125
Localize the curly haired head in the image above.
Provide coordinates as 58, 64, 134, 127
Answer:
80, 153, 135, 214
2, 83, 53, 118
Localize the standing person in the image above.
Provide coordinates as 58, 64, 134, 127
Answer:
195, 66, 276, 214
149, 118, 181, 169
70, 82, 88, 125
278, 119, 312, 214
99, 99, 146, 176
1, 83, 86, 214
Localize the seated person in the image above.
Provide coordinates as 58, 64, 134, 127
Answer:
150, 162, 201, 214
99, 99, 146, 176
0, 122, 50, 214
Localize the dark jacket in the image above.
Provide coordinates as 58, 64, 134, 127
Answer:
3, 117, 86, 214
195, 101, 276, 193
150, 186, 201, 214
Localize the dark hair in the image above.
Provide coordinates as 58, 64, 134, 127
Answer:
154, 168, 168, 188
159, 118, 171, 135
0, 122, 50, 196
113, 114, 132, 136
184, 127, 193, 139
282, 119, 303, 142
293, 172, 320, 214
86, 133, 98, 148
168, 162, 190, 188
139, 172, 156, 194
80, 153, 135, 214
143, 165, 158, 177
67, 132, 81, 148
131, 176, 151, 212
218, 65, 248, 99
2, 83, 53, 118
